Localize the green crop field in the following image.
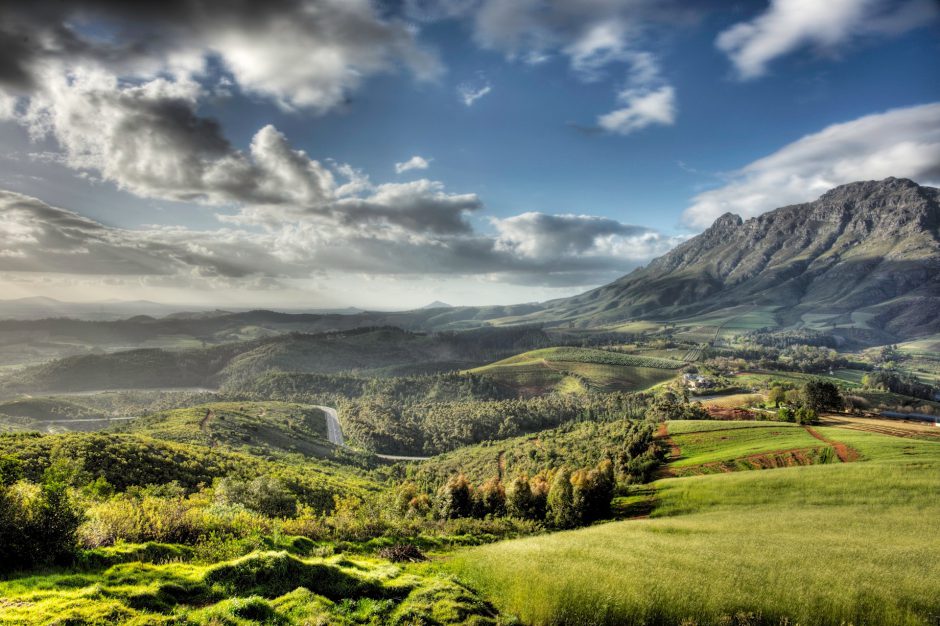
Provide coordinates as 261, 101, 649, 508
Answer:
468, 347, 682, 395
446, 425, 940, 626
666, 420, 830, 468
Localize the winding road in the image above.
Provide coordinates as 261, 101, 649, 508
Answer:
316, 405, 429, 462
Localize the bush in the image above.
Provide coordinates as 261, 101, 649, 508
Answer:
0, 479, 83, 572
377, 543, 427, 562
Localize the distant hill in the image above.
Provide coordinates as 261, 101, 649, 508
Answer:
0, 326, 553, 394
533, 178, 940, 342
422, 301, 453, 309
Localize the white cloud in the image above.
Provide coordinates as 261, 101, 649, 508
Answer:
682, 102, 940, 228
597, 85, 677, 135
457, 81, 492, 106
493, 212, 680, 263
0, 1, 441, 114
717, 0, 939, 80
395, 155, 432, 174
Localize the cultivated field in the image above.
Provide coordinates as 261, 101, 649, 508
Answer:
468, 347, 681, 395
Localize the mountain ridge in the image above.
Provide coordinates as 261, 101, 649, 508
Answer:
534, 177, 940, 340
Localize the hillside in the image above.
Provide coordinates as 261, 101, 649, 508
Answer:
533, 178, 940, 342
468, 347, 683, 396
115, 401, 355, 462
0, 326, 551, 394
447, 422, 940, 625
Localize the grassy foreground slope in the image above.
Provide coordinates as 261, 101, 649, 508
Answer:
0, 549, 499, 625
468, 347, 682, 395
447, 425, 940, 625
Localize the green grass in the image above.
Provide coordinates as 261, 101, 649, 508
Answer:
446, 426, 940, 625
666, 421, 827, 468
0, 550, 498, 625
468, 347, 682, 395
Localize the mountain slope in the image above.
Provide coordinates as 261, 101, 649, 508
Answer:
537, 178, 940, 341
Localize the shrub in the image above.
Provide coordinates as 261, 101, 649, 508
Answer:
377, 543, 427, 563
0, 479, 83, 572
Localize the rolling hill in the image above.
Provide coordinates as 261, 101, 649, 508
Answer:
467, 347, 683, 396
0, 326, 551, 394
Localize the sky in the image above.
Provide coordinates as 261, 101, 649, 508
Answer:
0, 0, 938, 310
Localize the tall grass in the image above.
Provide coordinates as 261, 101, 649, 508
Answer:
447, 428, 940, 625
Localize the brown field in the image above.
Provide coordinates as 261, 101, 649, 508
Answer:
822, 414, 940, 440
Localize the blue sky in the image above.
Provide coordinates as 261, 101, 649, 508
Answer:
0, 0, 938, 309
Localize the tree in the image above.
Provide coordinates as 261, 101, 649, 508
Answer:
478, 477, 506, 517
802, 380, 843, 413
547, 467, 578, 529
795, 407, 818, 425
767, 385, 787, 408
437, 474, 473, 519
506, 474, 534, 519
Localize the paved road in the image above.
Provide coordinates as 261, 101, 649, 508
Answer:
316, 405, 345, 447
316, 405, 429, 461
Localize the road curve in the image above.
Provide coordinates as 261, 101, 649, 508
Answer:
315, 405, 345, 447
315, 405, 429, 461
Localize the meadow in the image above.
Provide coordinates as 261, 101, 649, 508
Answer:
468, 347, 681, 395
446, 424, 940, 625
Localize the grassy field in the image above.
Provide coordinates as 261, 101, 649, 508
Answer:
0, 548, 497, 625
468, 347, 682, 395
666, 420, 830, 469
446, 424, 940, 625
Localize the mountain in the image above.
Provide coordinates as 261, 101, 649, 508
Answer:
0, 297, 187, 321
422, 301, 453, 309
536, 178, 940, 341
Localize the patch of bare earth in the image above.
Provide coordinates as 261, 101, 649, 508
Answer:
804, 426, 859, 462
655, 422, 681, 478
673, 447, 826, 477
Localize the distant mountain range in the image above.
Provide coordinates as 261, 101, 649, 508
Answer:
0, 297, 365, 321
529, 178, 940, 342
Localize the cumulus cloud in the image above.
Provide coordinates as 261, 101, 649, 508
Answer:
594, 50, 676, 135
717, 0, 939, 80
395, 155, 432, 174
0, 186, 679, 289
494, 213, 657, 259
0, 0, 440, 113
15, 69, 337, 206
682, 102, 940, 228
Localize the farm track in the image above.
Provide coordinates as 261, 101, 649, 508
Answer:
655, 422, 681, 478
804, 427, 859, 462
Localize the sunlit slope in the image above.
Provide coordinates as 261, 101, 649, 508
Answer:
467, 347, 682, 395
447, 424, 940, 625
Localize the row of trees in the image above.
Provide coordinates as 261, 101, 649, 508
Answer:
431, 460, 616, 529
862, 370, 936, 401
